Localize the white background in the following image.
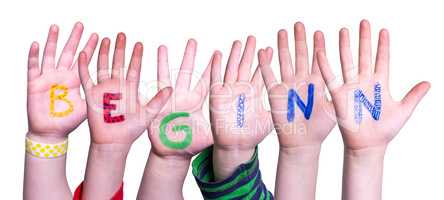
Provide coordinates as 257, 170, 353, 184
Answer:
1, 0, 443, 199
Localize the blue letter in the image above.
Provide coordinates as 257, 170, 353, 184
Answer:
287, 83, 315, 122
354, 83, 382, 123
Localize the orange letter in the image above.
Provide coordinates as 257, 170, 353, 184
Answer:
49, 84, 74, 117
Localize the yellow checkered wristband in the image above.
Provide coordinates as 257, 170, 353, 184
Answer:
25, 137, 68, 159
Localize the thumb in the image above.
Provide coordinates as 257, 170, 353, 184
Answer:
144, 87, 173, 122
401, 81, 431, 116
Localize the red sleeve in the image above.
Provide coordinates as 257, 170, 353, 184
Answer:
73, 181, 124, 200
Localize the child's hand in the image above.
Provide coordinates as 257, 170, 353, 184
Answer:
258, 22, 336, 149
137, 40, 213, 199
210, 36, 272, 150
79, 33, 172, 145
316, 20, 430, 150
27, 22, 98, 139
209, 36, 273, 180
316, 20, 430, 200
147, 39, 213, 158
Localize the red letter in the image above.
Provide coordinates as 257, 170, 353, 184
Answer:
103, 93, 125, 123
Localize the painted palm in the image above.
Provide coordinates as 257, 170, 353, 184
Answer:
210, 36, 273, 149
259, 22, 336, 148
27, 23, 98, 138
316, 20, 430, 149
148, 39, 213, 157
79, 33, 171, 144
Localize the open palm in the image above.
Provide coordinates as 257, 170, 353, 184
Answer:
316, 20, 430, 150
27, 23, 98, 138
259, 23, 336, 148
210, 36, 273, 149
147, 39, 213, 157
79, 33, 171, 145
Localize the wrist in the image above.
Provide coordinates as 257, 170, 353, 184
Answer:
82, 143, 130, 199
88, 143, 131, 161
279, 145, 321, 164
85, 143, 131, 181
137, 151, 190, 200
27, 131, 68, 143
212, 145, 255, 181
275, 145, 321, 200
146, 151, 191, 180
345, 145, 387, 161
342, 146, 386, 200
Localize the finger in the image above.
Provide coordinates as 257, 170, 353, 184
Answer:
223, 40, 242, 84
339, 28, 357, 83
127, 42, 143, 94
41, 25, 59, 73
401, 81, 431, 116
375, 29, 390, 82
258, 47, 278, 91
176, 39, 197, 91
316, 49, 341, 93
277, 30, 294, 82
145, 87, 173, 120
311, 31, 325, 75
157, 45, 172, 91
250, 65, 264, 95
210, 51, 223, 85
97, 38, 111, 83
28, 42, 40, 81
78, 52, 94, 92
111, 32, 126, 79
237, 36, 256, 82
71, 33, 99, 75
193, 56, 212, 100
358, 20, 373, 77
294, 22, 310, 76
57, 22, 84, 70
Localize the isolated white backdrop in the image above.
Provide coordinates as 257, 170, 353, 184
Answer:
0, 0, 442, 199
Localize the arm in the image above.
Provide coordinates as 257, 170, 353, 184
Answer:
137, 40, 213, 199
82, 143, 129, 198
342, 146, 386, 200
210, 36, 270, 181
78, 33, 171, 199
275, 145, 321, 199
213, 147, 255, 180
258, 22, 336, 200
207, 36, 274, 198
24, 23, 98, 200
316, 20, 430, 200
137, 152, 190, 200
24, 133, 71, 200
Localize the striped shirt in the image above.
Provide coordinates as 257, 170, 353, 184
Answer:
192, 146, 274, 200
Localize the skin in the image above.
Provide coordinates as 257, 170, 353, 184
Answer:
138, 39, 213, 200
78, 33, 172, 200
316, 20, 430, 200
24, 22, 98, 200
258, 22, 336, 200
210, 36, 273, 180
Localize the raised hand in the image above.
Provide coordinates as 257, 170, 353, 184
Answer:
210, 36, 273, 180
27, 22, 98, 139
138, 39, 213, 200
316, 20, 430, 150
78, 33, 171, 199
79, 33, 171, 145
259, 22, 336, 148
258, 22, 336, 200
147, 39, 213, 158
25, 22, 98, 200
316, 20, 430, 200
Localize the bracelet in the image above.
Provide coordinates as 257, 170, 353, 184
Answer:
25, 137, 68, 159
